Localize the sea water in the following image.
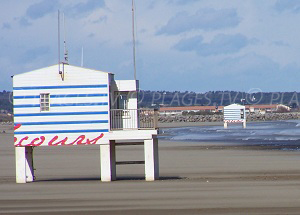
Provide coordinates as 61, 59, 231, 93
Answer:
160, 120, 300, 150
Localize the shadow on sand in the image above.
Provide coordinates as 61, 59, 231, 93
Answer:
35, 176, 185, 182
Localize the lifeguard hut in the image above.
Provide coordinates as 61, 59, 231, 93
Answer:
13, 64, 159, 183
223, 104, 246, 128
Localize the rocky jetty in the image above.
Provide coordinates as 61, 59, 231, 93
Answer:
158, 112, 300, 123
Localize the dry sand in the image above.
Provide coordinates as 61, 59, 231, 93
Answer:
1, 124, 300, 214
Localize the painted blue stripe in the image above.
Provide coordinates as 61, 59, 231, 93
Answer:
14, 120, 108, 126
14, 102, 108, 108
14, 95, 40, 99
15, 129, 109, 135
51, 102, 108, 107
51, 94, 108, 98
14, 111, 108, 117
13, 84, 107, 90
13, 94, 108, 99
14, 104, 40, 108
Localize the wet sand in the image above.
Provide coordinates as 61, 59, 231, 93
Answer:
158, 121, 223, 128
1, 124, 300, 214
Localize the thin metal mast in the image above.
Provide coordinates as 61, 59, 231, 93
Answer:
132, 0, 137, 80
63, 13, 68, 64
58, 10, 64, 81
58, 10, 60, 72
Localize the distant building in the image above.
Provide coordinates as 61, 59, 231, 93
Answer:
223, 104, 246, 128
245, 104, 290, 114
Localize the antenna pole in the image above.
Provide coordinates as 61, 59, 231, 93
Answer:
58, 10, 64, 81
58, 10, 60, 72
63, 13, 68, 64
132, 0, 137, 80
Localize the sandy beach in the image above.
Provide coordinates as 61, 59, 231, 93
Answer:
1, 124, 300, 214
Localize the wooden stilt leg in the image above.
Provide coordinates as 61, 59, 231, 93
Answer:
15, 147, 26, 183
100, 140, 116, 182
144, 137, 159, 181
25, 147, 34, 182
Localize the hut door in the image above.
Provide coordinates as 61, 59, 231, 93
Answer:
118, 93, 128, 110
115, 92, 133, 129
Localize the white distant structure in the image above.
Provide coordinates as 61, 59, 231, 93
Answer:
223, 104, 246, 128
13, 64, 159, 183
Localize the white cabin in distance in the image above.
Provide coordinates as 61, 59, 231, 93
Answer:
223, 103, 246, 128
13, 64, 159, 183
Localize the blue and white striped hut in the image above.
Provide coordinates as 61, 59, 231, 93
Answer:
223, 103, 246, 128
13, 64, 158, 183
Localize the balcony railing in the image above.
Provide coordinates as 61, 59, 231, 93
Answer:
110, 109, 158, 130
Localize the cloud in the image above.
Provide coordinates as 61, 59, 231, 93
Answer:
174, 34, 248, 56
168, 0, 199, 5
26, 0, 59, 20
19, 17, 32, 27
21, 46, 50, 63
124, 40, 141, 47
272, 40, 290, 47
92, 15, 107, 24
157, 8, 240, 35
216, 53, 279, 76
174, 36, 203, 51
23, 0, 106, 26
274, 0, 300, 13
209, 53, 300, 91
88, 33, 95, 38
69, 0, 105, 15
193, 53, 282, 91
2, 22, 11, 30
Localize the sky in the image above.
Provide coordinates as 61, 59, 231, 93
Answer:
1, 0, 300, 92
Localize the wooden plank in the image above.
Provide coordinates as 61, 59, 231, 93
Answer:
115, 142, 144, 146
116, 161, 145, 165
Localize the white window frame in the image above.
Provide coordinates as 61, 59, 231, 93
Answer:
40, 93, 50, 112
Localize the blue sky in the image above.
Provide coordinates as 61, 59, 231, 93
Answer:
1, 0, 300, 92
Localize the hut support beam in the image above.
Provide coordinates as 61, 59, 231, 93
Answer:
15, 146, 34, 183
100, 140, 116, 182
144, 137, 159, 181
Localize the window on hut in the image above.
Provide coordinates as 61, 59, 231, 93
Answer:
40, 93, 50, 112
